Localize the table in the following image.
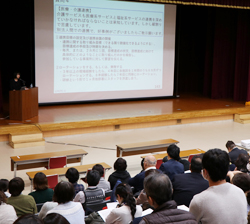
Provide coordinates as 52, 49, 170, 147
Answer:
141, 148, 205, 159
26, 162, 111, 191
11, 149, 88, 177
116, 139, 179, 157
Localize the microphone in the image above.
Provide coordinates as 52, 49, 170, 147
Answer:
19, 78, 26, 85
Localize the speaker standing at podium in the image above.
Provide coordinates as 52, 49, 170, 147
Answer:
10, 72, 25, 91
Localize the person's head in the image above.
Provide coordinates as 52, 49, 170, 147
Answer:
190, 154, 203, 173
9, 177, 24, 196
13, 214, 43, 224
145, 169, 160, 178
232, 173, 250, 193
144, 155, 156, 170
92, 164, 104, 177
14, 72, 20, 79
65, 167, 79, 183
43, 213, 70, 224
141, 158, 145, 171
33, 172, 48, 191
115, 183, 136, 219
226, 140, 235, 152
53, 181, 75, 204
114, 158, 127, 171
0, 179, 9, 192
235, 154, 249, 173
0, 191, 7, 204
202, 148, 229, 182
144, 173, 172, 208
86, 170, 100, 186
167, 144, 180, 161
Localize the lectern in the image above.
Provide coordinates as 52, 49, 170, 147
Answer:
9, 87, 38, 121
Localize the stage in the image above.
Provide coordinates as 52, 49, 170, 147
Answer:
0, 93, 249, 142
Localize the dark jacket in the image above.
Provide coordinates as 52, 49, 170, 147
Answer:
159, 159, 184, 181
139, 200, 197, 224
229, 147, 248, 164
108, 170, 131, 189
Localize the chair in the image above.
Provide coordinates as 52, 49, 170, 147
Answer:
47, 174, 58, 190
156, 159, 163, 169
86, 200, 107, 212
105, 190, 112, 201
47, 156, 67, 169
36, 203, 44, 213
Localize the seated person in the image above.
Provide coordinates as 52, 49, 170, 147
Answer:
234, 154, 250, 173
159, 144, 184, 181
108, 158, 131, 190
106, 183, 142, 224
0, 179, 11, 198
92, 164, 111, 191
0, 191, 17, 224
226, 140, 248, 164
7, 177, 37, 217
66, 167, 84, 196
47, 181, 85, 224
74, 170, 105, 204
13, 214, 43, 224
128, 155, 159, 193
139, 173, 197, 224
28, 172, 54, 204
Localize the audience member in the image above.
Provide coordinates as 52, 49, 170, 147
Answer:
38, 201, 58, 220
159, 144, 184, 181
226, 140, 248, 164
189, 148, 247, 224
47, 181, 85, 224
128, 155, 159, 193
0, 179, 11, 197
7, 177, 37, 217
29, 172, 54, 204
235, 154, 250, 173
66, 167, 84, 196
43, 213, 70, 224
106, 183, 142, 224
0, 191, 17, 224
172, 154, 209, 207
139, 173, 197, 224
92, 164, 111, 191
108, 158, 131, 190
13, 214, 43, 224
74, 170, 105, 204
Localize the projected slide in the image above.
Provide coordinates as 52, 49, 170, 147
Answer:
35, 0, 176, 103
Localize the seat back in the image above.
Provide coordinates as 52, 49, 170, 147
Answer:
47, 174, 58, 190
86, 200, 107, 212
48, 156, 67, 169
36, 203, 44, 213
105, 190, 112, 201
156, 159, 163, 169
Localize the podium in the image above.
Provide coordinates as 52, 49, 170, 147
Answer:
9, 87, 38, 121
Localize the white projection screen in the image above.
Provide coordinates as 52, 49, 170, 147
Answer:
34, 0, 176, 104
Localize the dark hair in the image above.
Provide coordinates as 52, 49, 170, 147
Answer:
141, 158, 145, 171
235, 154, 249, 173
0, 191, 7, 204
13, 214, 43, 224
43, 213, 70, 224
53, 181, 75, 204
167, 144, 180, 161
114, 158, 127, 171
9, 177, 24, 196
65, 168, 79, 183
144, 173, 172, 206
115, 183, 136, 219
232, 173, 250, 193
202, 148, 229, 182
33, 172, 48, 191
13, 72, 20, 79
0, 179, 9, 192
162, 156, 168, 163
92, 164, 104, 177
226, 141, 235, 150
87, 170, 100, 186
190, 154, 203, 173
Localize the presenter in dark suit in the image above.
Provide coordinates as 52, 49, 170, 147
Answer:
226, 140, 248, 164
172, 154, 209, 207
10, 72, 24, 91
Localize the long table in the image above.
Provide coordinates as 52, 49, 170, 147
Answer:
141, 148, 205, 159
11, 149, 88, 177
26, 162, 111, 191
116, 139, 179, 157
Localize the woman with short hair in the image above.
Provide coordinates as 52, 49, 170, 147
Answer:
29, 172, 54, 204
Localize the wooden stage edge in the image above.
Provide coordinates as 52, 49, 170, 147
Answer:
0, 106, 250, 142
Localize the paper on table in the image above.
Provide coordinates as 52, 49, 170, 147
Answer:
107, 202, 118, 210
177, 205, 189, 212
142, 208, 153, 216
98, 208, 113, 221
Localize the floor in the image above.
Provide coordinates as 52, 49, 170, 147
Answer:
1, 119, 250, 195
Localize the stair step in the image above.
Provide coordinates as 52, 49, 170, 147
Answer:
9, 139, 45, 149
234, 114, 250, 124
